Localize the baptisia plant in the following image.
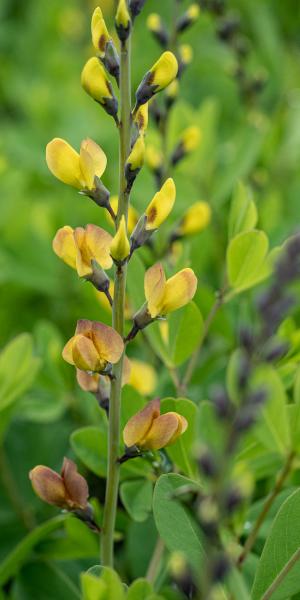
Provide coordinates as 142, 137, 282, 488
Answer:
30, 0, 197, 572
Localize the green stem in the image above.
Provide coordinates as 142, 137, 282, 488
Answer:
261, 546, 300, 600
101, 35, 132, 567
237, 450, 295, 567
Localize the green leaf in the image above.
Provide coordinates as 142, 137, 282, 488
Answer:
120, 479, 153, 522
252, 488, 300, 600
252, 365, 290, 455
0, 334, 40, 411
70, 426, 107, 477
81, 572, 106, 600
168, 302, 204, 366
227, 568, 251, 600
12, 560, 81, 600
0, 515, 67, 586
153, 473, 204, 570
228, 181, 258, 239
126, 579, 153, 599
227, 230, 270, 293
161, 398, 199, 478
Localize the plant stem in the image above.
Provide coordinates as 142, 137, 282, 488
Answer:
261, 546, 300, 600
101, 35, 132, 567
146, 537, 165, 583
238, 450, 295, 567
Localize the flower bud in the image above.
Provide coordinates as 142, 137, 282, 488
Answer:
130, 178, 176, 253
81, 57, 118, 120
178, 44, 193, 77
110, 215, 130, 263
176, 4, 200, 34
53, 224, 113, 277
29, 458, 89, 511
108, 196, 139, 234
177, 201, 211, 236
129, 0, 147, 19
133, 103, 149, 134
91, 8, 120, 82
147, 13, 169, 47
165, 79, 179, 109
46, 137, 107, 192
135, 51, 178, 109
125, 134, 145, 191
62, 319, 124, 374
171, 126, 201, 166
123, 398, 188, 451
115, 0, 131, 42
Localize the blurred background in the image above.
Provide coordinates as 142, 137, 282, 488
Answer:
1, 0, 300, 595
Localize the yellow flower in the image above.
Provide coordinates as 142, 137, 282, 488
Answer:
46, 137, 107, 191
178, 44, 193, 66
178, 202, 211, 236
145, 262, 197, 318
180, 126, 201, 152
108, 196, 139, 234
134, 103, 149, 134
62, 319, 124, 373
53, 224, 113, 277
110, 215, 130, 262
30, 458, 89, 510
116, 0, 131, 30
91, 7, 110, 56
176, 3, 200, 33
128, 359, 157, 395
81, 57, 118, 117
147, 13, 161, 33
145, 178, 176, 230
135, 51, 178, 108
126, 135, 145, 172
123, 398, 188, 451
76, 355, 131, 392
145, 145, 163, 171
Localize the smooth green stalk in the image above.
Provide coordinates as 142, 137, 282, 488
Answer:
101, 35, 132, 567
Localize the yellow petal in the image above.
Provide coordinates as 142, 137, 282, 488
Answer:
161, 268, 197, 314
116, 0, 131, 28
46, 138, 82, 188
91, 321, 124, 364
76, 368, 100, 392
149, 51, 178, 91
80, 138, 107, 179
134, 103, 149, 133
73, 227, 92, 277
179, 44, 193, 65
81, 57, 112, 103
126, 135, 145, 171
84, 224, 113, 270
141, 412, 179, 450
166, 79, 179, 100
179, 201, 211, 236
180, 126, 201, 152
123, 398, 160, 447
145, 177, 176, 230
110, 215, 130, 262
187, 4, 200, 20
145, 145, 163, 171
29, 466, 67, 507
147, 13, 162, 33
165, 412, 188, 445
144, 262, 166, 318
129, 359, 157, 395
71, 334, 102, 371
61, 457, 89, 509
52, 226, 77, 270
91, 7, 110, 56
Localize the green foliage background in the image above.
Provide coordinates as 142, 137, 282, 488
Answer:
1, 0, 300, 597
